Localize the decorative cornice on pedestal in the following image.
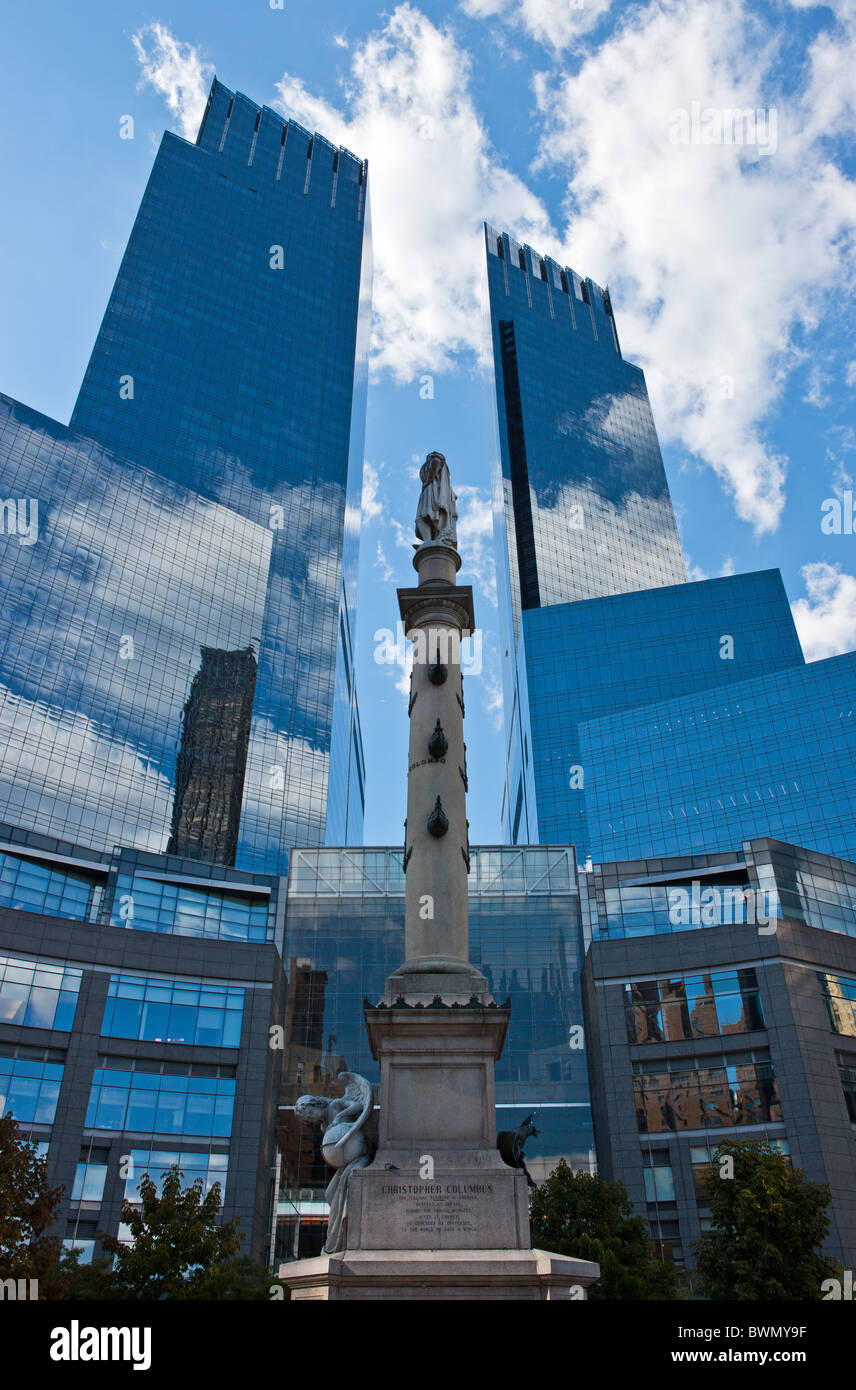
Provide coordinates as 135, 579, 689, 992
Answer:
397, 585, 476, 635
364, 995, 512, 1012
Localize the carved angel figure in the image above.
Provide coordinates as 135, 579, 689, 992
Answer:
294, 1071, 375, 1254
415, 450, 457, 546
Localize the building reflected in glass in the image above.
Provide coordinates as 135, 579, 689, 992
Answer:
0, 79, 371, 873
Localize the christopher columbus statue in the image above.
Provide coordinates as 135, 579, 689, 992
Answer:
415, 450, 457, 547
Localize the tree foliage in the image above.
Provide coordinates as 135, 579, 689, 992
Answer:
694, 1141, 839, 1300
98, 1165, 244, 1300
529, 1159, 679, 1299
46, 1246, 118, 1300
0, 1111, 63, 1286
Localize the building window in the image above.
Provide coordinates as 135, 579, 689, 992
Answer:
0, 954, 82, 1031
102, 975, 244, 1047
62, 1239, 95, 1264
838, 1062, 856, 1121
71, 1162, 108, 1204
85, 1068, 235, 1138
512, 781, 523, 843
0, 1056, 64, 1124
633, 1054, 782, 1133
643, 1165, 675, 1202
110, 873, 271, 943
690, 1139, 789, 1199
820, 972, 856, 1036
0, 851, 97, 922
652, 1239, 683, 1264
122, 1149, 228, 1202
625, 968, 764, 1044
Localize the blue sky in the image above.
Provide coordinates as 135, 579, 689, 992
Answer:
2, 0, 855, 847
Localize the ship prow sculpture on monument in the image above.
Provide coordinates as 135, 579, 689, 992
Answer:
281, 452, 600, 1300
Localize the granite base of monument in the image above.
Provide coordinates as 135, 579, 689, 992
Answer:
281, 1248, 600, 1301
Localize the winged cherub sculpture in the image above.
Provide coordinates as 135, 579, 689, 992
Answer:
294, 1071, 376, 1254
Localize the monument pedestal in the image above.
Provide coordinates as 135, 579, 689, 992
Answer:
279, 1002, 601, 1299
283, 1248, 600, 1301
347, 1002, 529, 1249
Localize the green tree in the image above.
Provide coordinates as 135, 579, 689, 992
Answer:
45, 1246, 119, 1300
694, 1140, 839, 1300
529, 1159, 679, 1299
223, 1255, 290, 1301
99, 1164, 243, 1300
0, 1111, 63, 1289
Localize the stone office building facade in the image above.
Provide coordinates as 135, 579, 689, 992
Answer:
581, 837, 856, 1270
0, 822, 285, 1263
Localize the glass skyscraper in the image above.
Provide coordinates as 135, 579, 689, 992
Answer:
0, 79, 370, 874
484, 225, 856, 864
484, 223, 684, 844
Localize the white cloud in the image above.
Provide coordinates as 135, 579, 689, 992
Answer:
804, 365, 833, 409
391, 517, 415, 552
479, 666, 505, 731
530, 0, 856, 532
846, 361, 856, 387
132, 22, 214, 141
791, 561, 856, 659
375, 542, 394, 583
685, 555, 735, 582
274, 3, 552, 381
362, 461, 383, 523
823, 424, 856, 492
460, 0, 616, 51
456, 485, 497, 606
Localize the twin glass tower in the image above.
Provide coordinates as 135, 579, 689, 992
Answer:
0, 80, 369, 876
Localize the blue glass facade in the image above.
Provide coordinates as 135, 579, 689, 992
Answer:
0, 953, 81, 1031
579, 651, 856, 862
484, 226, 856, 866
0, 849, 96, 921
0, 79, 370, 873
0, 1057, 64, 1124
518, 569, 805, 852
581, 836, 856, 942
102, 974, 244, 1048
85, 1067, 235, 1138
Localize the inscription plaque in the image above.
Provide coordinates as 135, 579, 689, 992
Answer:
380, 1181, 495, 1237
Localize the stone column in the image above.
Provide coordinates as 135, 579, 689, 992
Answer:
384, 540, 489, 1005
